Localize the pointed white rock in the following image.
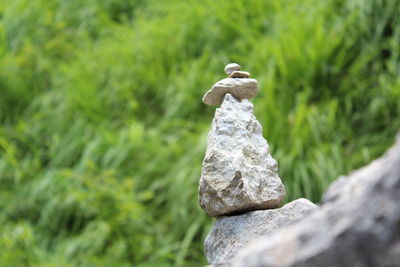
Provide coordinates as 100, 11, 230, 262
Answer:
199, 94, 285, 217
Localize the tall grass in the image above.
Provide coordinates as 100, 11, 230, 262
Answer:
0, 0, 399, 266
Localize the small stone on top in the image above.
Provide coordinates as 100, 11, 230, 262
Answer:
202, 78, 258, 106
202, 63, 258, 106
224, 63, 241, 76
229, 71, 251, 78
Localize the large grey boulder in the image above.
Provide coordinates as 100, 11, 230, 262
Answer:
321, 141, 399, 204
205, 198, 316, 264
214, 135, 400, 267
199, 94, 285, 217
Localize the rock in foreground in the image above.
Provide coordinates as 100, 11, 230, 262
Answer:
214, 135, 400, 267
199, 94, 285, 217
205, 198, 316, 264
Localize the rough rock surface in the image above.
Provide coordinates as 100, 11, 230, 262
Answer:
213, 135, 400, 267
199, 94, 285, 217
202, 78, 258, 106
205, 198, 316, 264
229, 71, 250, 78
224, 63, 241, 75
321, 141, 398, 204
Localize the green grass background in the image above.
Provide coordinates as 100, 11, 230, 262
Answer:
0, 0, 399, 266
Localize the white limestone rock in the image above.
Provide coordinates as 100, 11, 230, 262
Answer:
205, 198, 316, 264
199, 94, 285, 217
202, 78, 258, 106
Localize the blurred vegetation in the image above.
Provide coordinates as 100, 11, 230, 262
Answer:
0, 0, 399, 266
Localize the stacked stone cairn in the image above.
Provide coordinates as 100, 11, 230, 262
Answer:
199, 63, 317, 265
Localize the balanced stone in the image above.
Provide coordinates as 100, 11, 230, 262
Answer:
224, 63, 241, 75
199, 94, 285, 217
205, 198, 316, 264
229, 71, 251, 78
202, 78, 258, 106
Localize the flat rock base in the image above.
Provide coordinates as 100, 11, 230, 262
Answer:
205, 198, 316, 264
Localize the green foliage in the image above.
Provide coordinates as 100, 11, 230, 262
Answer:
1, 0, 399, 265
